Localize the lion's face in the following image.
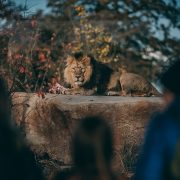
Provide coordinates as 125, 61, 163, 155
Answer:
64, 55, 93, 88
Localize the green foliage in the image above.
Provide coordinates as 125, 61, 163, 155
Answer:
68, 6, 113, 62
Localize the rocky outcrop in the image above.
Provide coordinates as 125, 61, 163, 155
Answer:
12, 93, 165, 174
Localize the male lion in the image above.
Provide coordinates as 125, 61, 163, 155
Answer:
64, 52, 120, 95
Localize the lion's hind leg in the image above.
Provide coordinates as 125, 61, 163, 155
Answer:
107, 72, 121, 96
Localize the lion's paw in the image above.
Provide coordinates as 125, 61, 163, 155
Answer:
106, 91, 120, 96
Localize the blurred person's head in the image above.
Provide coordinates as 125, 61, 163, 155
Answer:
160, 60, 180, 105
72, 116, 113, 179
0, 76, 44, 180
0, 76, 16, 147
0, 76, 10, 119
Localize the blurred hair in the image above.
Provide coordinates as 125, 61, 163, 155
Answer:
72, 116, 113, 178
0, 76, 16, 148
160, 60, 180, 95
73, 51, 84, 59
0, 76, 11, 120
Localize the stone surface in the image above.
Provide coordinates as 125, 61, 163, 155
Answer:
12, 93, 165, 173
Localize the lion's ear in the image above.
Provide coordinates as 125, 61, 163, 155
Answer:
82, 55, 91, 66
66, 56, 74, 65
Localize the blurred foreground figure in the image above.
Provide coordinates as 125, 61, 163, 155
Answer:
53, 116, 121, 180
0, 76, 44, 180
135, 60, 180, 180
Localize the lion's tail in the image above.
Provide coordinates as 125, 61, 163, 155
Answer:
150, 85, 162, 97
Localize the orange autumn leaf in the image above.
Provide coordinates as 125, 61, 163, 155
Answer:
37, 91, 45, 99
19, 66, 25, 73
38, 52, 46, 62
14, 54, 22, 59
31, 20, 37, 28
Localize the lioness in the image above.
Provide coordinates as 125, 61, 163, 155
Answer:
119, 67, 162, 97
64, 52, 120, 95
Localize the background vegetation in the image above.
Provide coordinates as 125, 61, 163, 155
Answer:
0, 0, 180, 93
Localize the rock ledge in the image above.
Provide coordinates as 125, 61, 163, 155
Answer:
12, 93, 164, 172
